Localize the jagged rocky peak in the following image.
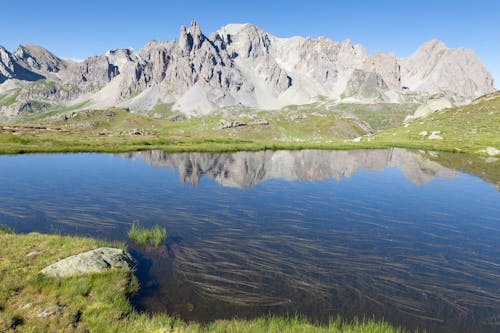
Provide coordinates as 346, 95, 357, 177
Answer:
0, 46, 14, 67
227, 23, 273, 59
0, 45, 45, 83
104, 48, 141, 70
13, 45, 66, 73
179, 20, 206, 53
418, 38, 448, 54
0, 46, 15, 82
400, 38, 494, 99
75, 55, 120, 85
0, 23, 496, 117
363, 52, 401, 90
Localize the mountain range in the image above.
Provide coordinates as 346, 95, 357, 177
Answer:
0, 21, 495, 118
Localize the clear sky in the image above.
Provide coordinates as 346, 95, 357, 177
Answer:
1, 0, 498, 87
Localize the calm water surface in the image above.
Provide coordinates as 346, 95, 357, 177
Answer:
0, 149, 498, 333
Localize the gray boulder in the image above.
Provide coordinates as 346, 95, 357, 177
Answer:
216, 119, 246, 129
129, 128, 143, 135
40, 247, 133, 278
428, 131, 443, 140
482, 147, 500, 156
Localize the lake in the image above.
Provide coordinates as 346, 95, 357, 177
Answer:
0, 149, 498, 333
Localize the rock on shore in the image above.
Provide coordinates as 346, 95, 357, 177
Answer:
40, 247, 133, 278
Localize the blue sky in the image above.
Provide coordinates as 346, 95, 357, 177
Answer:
1, 0, 498, 86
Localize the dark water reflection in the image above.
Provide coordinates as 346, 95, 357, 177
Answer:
0, 149, 498, 333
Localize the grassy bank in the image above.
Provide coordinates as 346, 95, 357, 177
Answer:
0, 229, 407, 332
0, 123, 492, 156
0, 93, 498, 155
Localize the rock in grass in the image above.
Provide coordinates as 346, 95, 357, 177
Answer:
40, 248, 133, 278
419, 130, 428, 137
428, 131, 443, 140
482, 147, 500, 156
215, 119, 246, 130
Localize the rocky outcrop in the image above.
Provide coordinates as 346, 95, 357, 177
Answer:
39, 247, 133, 278
13, 45, 66, 74
0, 46, 44, 83
0, 22, 495, 117
215, 119, 246, 129
404, 96, 453, 122
344, 69, 388, 99
363, 52, 401, 90
428, 131, 443, 140
400, 39, 494, 100
481, 147, 500, 156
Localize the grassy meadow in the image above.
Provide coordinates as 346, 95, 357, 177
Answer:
0, 92, 497, 155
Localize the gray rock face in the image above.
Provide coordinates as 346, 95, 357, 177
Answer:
344, 69, 388, 99
400, 39, 494, 100
13, 45, 66, 74
39, 247, 133, 278
363, 52, 401, 90
0, 22, 495, 117
0, 46, 44, 83
75, 56, 120, 86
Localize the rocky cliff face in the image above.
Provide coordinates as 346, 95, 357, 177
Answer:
0, 46, 45, 84
400, 39, 494, 100
0, 22, 495, 117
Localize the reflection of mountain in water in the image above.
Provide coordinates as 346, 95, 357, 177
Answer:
117, 149, 498, 332
126, 148, 457, 188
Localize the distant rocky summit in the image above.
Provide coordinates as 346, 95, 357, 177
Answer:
0, 21, 495, 118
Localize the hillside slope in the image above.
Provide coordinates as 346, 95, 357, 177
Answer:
370, 91, 500, 153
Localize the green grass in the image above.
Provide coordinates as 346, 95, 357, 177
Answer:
127, 222, 167, 248
18, 100, 90, 122
0, 92, 20, 107
0, 229, 408, 332
336, 103, 419, 130
149, 102, 176, 118
0, 93, 498, 155
371, 94, 500, 153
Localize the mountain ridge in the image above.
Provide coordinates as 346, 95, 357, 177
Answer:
0, 21, 495, 118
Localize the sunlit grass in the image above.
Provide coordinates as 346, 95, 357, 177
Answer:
128, 221, 167, 248
1, 92, 499, 155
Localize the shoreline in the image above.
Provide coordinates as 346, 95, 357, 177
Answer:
0, 138, 481, 155
0, 230, 407, 332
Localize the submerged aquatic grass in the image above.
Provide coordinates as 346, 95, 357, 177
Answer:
0, 223, 13, 234
128, 221, 167, 247
0, 229, 407, 332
